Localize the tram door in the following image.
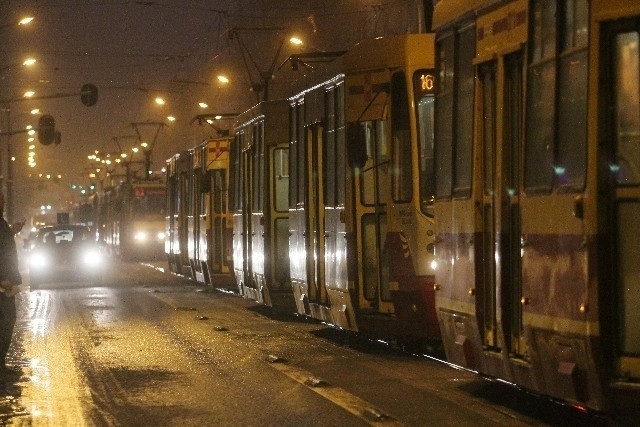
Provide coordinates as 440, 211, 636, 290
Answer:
209, 168, 227, 273
305, 123, 327, 305
358, 120, 391, 312
478, 62, 499, 350
178, 166, 191, 271
241, 132, 255, 291
478, 53, 525, 355
502, 53, 524, 356
607, 25, 640, 380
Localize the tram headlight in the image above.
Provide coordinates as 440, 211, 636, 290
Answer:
134, 230, 148, 241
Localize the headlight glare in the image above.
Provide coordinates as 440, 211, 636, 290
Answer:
134, 230, 148, 241
83, 249, 102, 265
30, 252, 48, 268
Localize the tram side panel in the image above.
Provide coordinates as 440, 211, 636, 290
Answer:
432, 0, 640, 413
233, 100, 293, 308
203, 138, 236, 289
166, 154, 180, 274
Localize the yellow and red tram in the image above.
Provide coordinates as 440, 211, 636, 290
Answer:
166, 138, 235, 288
289, 34, 440, 343
101, 179, 166, 261
231, 100, 293, 308
166, 150, 193, 276
432, 0, 640, 413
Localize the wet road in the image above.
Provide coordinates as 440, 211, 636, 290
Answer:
0, 258, 608, 426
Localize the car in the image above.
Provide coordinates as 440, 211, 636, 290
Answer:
28, 224, 106, 289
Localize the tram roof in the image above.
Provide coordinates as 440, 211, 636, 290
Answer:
343, 33, 434, 72
433, 0, 501, 30
286, 33, 435, 103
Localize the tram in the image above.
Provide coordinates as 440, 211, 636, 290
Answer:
165, 137, 235, 288
231, 100, 293, 308
101, 179, 166, 260
432, 0, 640, 413
289, 33, 440, 343
166, 150, 191, 276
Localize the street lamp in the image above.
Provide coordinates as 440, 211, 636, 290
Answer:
228, 27, 302, 101
18, 17, 34, 26
0, 16, 34, 31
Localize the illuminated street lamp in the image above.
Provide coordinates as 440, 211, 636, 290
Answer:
198, 102, 208, 109
154, 97, 165, 105
22, 57, 36, 66
217, 75, 229, 84
18, 16, 34, 26
289, 36, 303, 46
23, 90, 35, 98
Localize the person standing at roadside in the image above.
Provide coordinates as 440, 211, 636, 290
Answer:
0, 190, 23, 375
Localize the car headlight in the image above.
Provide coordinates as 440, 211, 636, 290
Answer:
134, 230, 148, 241
82, 249, 102, 265
30, 252, 49, 268
157, 232, 165, 240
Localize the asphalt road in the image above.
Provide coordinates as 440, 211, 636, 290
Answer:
0, 257, 609, 426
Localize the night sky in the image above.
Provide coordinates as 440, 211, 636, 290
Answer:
0, 0, 422, 221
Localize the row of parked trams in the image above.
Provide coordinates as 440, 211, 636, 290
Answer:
92, 0, 640, 418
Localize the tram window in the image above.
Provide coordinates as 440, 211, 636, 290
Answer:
259, 122, 266, 210
297, 103, 306, 207
252, 125, 260, 212
360, 121, 388, 206
453, 26, 475, 197
391, 71, 412, 203
214, 171, 225, 214
325, 88, 337, 207
232, 134, 242, 211
557, 49, 587, 188
480, 63, 496, 197
505, 52, 523, 196
417, 94, 435, 216
525, 63, 555, 189
525, 0, 588, 192
336, 83, 346, 205
531, 0, 556, 63
564, 0, 589, 50
557, 0, 588, 189
274, 148, 289, 212
435, 34, 454, 198
289, 107, 298, 208
614, 32, 640, 186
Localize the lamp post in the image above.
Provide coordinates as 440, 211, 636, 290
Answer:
0, 107, 40, 222
228, 27, 301, 102
131, 122, 165, 180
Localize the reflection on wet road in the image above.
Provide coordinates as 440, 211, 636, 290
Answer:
6, 289, 87, 424
0, 259, 609, 426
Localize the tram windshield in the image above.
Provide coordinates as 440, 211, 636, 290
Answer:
415, 70, 436, 216
614, 31, 640, 186
132, 186, 166, 216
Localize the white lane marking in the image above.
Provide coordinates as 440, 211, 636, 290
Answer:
268, 361, 404, 426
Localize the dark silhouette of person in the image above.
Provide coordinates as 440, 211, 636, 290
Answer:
0, 190, 23, 376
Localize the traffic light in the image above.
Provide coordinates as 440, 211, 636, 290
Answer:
38, 115, 56, 145
81, 83, 98, 107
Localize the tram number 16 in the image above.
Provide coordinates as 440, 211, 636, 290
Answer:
416, 72, 435, 95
